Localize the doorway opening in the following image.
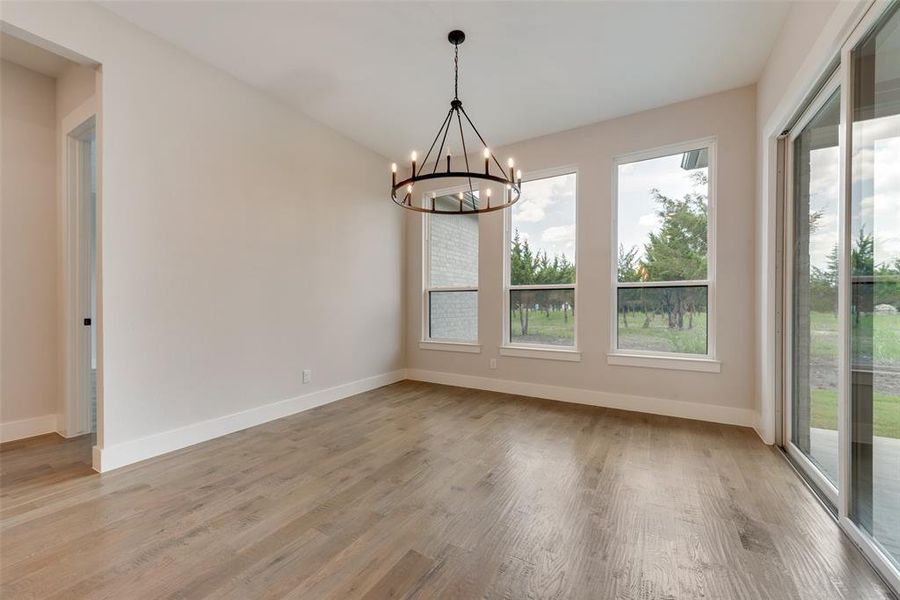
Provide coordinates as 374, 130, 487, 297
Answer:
64, 116, 97, 442
0, 29, 101, 475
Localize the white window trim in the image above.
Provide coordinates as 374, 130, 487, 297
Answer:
607, 353, 720, 373
499, 346, 581, 362
422, 184, 479, 346
501, 165, 579, 357
419, 340, 482, 353
609, 137, 718, 367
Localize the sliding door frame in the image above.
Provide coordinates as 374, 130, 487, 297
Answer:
781, 1, 900, 592
836, 2, 900, 591
783, 70, 842, 508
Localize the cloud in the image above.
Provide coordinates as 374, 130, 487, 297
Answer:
541, 224, 575, 245
514, 201, 550, 223
513, 174, 575, 223
638, 213, 658, 227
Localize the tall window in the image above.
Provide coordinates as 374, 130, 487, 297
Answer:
614, 141, 715, 357
506, 172, 577, 348
424, 191, 478, 343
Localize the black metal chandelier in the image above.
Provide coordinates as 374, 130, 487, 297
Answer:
391, 30, 522, 214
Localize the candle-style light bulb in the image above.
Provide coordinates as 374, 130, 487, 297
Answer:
458, 191, 464, 212
431, 191, 436, 211
405, 184, 413, 206
486, 187, 492, 208
411, 151, 417, 177
506, 183, 512, 203
446, 152, 452, 172
483, 148, 490, 174
391, 162, 397, 186
507, 158, 514, 181
516, 169, 522, 184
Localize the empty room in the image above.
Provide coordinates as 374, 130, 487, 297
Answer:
0, 1, 898, 598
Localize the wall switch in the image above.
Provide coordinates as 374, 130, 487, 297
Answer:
302, 369, 311, 384
490, 358, 497, 369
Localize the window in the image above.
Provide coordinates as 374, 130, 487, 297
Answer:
613, 140, 715, 358
423, 190, 478, 343
504, 171, 577, 349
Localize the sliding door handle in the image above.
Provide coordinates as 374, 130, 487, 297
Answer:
83, 318, 92, 326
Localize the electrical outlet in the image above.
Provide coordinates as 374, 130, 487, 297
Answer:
302, 369, 311, 384
490, 358, 497, 369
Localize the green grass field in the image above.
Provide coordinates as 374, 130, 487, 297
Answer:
810, 388, 900, 438
809, 311, 900, 361
510, 308, 574, 345
617, 311, 707, 355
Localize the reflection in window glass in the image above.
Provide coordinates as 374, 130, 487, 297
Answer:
430, 194, 478, 288
850, 2, 900, 567
429, 291, 477, 342
425, 192, 478, 342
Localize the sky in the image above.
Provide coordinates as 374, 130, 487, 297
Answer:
852, 115, 900, 268
808, 115, 900, 271
617, 153, 707, 265
808, 146, 840, 271
511, 173, 576, 261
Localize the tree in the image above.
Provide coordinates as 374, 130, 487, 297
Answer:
618, 244, 641, 282
510, 229, 576, 336
617, 244, 641, 327
639, 172, 708, 330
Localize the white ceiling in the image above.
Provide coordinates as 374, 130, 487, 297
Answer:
102, 1, 791, 159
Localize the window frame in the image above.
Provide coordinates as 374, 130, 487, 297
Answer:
501, 165, 581, 360
421, 184, 480, 350
609, 137, 719, 369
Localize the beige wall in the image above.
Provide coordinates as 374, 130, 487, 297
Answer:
56, 62, 95, 120
0, 59, 59, 428
406, 86, 758, 422
2, 3, 404, 465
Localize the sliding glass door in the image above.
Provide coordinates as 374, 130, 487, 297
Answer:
785, 2, 899, 590
849, 1, 900, 569
788, 83, 842, 498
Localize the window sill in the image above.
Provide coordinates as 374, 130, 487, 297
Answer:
419, 341, 482, 354
499, 346, 581, 362
607, 353, 721, 373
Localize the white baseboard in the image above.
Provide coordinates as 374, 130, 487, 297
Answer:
94, 370, 406, 472
406, 369, 756, 428
0, 414, 60, 443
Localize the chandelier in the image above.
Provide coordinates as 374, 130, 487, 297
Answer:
391, 30, 522, 214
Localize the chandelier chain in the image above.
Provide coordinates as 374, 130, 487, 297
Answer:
454, 42, 459, 100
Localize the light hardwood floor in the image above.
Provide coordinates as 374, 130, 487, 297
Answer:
0, 381, 895, 599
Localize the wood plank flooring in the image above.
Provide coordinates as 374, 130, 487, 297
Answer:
0, 381, 895, 599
